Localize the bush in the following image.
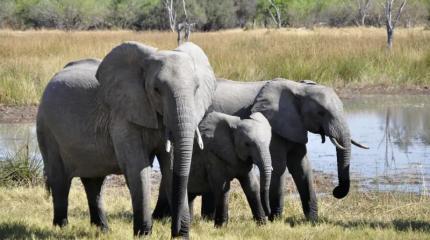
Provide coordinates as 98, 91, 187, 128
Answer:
0, 144, 43, 187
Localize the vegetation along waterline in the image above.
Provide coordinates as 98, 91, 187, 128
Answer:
0, 27, 429, 105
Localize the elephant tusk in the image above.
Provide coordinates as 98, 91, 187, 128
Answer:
196, 128, 204, 150
165, 139, 172, 153
320, 133, 326, 144
351, 139, 369, 149
329, 137, 346, 150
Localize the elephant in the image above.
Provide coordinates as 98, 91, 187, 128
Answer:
187, 111, 272, 227
36, 41, 216, 238
153, 77, 368, 222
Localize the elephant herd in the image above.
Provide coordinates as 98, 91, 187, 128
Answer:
36, 41, 367, 238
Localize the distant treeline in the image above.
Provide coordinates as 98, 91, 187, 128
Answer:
0, 0, 429, 31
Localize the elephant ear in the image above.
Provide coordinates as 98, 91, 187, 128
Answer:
199, 112, 240, 164
96, 41, 159, 129
175, 42, 217, 124
251, 80, 308, 144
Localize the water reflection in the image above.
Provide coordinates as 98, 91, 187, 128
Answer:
0, 95, 429, 194
308, 95, 430, 194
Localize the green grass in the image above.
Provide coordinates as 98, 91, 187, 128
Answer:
0, 27, 429, 105
0, 143, 43, 187
0, 182, 429, 239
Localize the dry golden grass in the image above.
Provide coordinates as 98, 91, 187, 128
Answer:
0, 27, 429, 105
0, 180, 429, 239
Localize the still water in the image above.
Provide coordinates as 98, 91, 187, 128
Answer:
1, 95, 429, 194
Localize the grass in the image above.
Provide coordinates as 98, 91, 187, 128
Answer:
0, 27, 429, 105
0, 181, 429, 239
0, 143, 43, 187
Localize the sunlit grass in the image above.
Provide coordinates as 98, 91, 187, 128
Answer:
0, 182, 429, 239
0, 27, 429, 105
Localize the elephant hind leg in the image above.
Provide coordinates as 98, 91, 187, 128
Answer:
50, 168, 72, 227
81, 177, 108, 231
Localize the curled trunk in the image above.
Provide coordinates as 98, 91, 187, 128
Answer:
329, 119, 351, 199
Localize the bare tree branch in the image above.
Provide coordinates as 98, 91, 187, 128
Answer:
385, 0, 407, 49
164, 0, 176, 32
268, 0, 281, 28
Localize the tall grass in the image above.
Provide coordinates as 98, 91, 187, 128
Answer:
0, 27, 429, 105
0, 183, 428, 239
0, 143, 43, 186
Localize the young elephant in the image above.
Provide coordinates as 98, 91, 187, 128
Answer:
187, 111, 272, 227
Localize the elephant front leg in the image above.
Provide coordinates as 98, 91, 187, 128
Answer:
287, 146, 318, 222
238, 172, 266, 225
153, 150, 173, 219
112, 125, 153, 236
269, 136, 288, 221
213, 184, 230, 227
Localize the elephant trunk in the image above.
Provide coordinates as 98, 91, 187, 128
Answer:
255, 147, 272, 216
170, 95, 196, 237
328, 118, 351, 199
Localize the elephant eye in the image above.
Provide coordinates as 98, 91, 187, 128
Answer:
245, 142, 251, 147
317, 111, 325, 117
154, 87, 161, 94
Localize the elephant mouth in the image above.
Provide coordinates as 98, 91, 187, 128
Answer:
319, 126, 368, 150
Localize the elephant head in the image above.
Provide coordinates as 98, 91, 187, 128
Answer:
252, 79, 367, 199
95, 41, 216, 236
199, 111, 272, 216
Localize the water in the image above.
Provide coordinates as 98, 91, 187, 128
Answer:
308, 95, 430, 194
1, 95, 429, 194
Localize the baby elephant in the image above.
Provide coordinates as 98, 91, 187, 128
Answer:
188, 111, 272, 227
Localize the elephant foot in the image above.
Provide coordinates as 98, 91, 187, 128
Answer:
53, 218, 68, 227
214, 219, 228, 228
268, 211, 282, 222
305, 211, 318, 225
254, 217, 266, 226
134, 224, 152, 236
91, 222, 109, 233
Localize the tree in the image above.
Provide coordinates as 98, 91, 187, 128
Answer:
234, 0, 257, 28
385, 0, 407, 49
268, 0, 282, 28
356, 0, 372, 25
164, 0, 176, 31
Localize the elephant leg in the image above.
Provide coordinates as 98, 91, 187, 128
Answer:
286, 144, 318, 222
238, 172, 266, 225
201, 192, 215, 220
51, 174, 72, 227
112, 126, 153, 236
213, 183, 230, 227
153, 151, 173, 219
269, 135, 288, 221
81, 177, 108, 231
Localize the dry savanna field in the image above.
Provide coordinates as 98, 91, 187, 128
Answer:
0, 182, 429, 240
0, 27, 430, 105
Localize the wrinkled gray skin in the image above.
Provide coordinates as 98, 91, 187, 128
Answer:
154, 77, 364, 222
187, 111, 272, 227
36, 42, 216, 238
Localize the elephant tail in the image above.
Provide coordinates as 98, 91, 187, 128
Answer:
36, 121, 51, 197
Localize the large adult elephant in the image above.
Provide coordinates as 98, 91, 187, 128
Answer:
153, 78, 367, 222
36, 41, 216, 237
